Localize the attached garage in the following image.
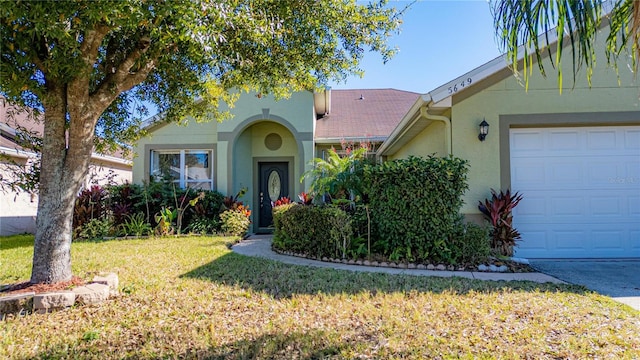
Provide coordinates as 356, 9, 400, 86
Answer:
510, 126, 640, 258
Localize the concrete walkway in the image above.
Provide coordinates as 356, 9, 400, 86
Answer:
232, 235, 564, 284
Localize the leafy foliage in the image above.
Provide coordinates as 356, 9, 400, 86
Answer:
491, 0, 639, 90
0, 0, 403, 284
363, 155, 470, 264
119, 212, 152, 237
272, 204, 353, 259
220, 209, 251, 238
75, 217, 114, 241
448, 222, 492, 266
300, 147, 369, 201
73, 185, 108, 233
478, 189, 523, 257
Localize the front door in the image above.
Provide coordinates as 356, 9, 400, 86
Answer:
258, 162, 289, 229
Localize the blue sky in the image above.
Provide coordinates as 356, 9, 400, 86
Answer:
329, 0, 504, 94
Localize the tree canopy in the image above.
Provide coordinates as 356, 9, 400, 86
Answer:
491, 0, 639, 89
0, 0, 403, 284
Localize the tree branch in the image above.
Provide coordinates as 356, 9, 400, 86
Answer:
91, 37, 156, 112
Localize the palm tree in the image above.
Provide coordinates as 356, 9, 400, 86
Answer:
491, 0, 639, 90
300, 147, 368, 202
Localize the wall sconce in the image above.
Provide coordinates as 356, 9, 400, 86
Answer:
478, 119, 489, 141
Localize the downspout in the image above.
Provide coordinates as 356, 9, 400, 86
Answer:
419, 106, 453, 156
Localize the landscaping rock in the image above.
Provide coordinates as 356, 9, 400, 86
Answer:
348, 259, 356, 265
436, 264, 446, 271
426, 264, 435, 270
34, 292, 76, 313
0, 292, 35, 317
457, 266, 466, 271
379, 262, 389, 267
92, 273, 119, 296
355, 260, 363, 265
478, 264, 488, 272
363, 260, 371, 266
322, 257, 329, 262
447, 265, 455, 271
417, 264, 427, 270
407, 263, 417, 269
73, 283, 110, 305
371, 261, 379, 267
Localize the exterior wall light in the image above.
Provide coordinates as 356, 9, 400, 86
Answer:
478, 119, 489, 141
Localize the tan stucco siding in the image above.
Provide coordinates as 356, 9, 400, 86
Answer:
452, 60, 639, 214
132, 119, 217, 184
389, 121, 447, 160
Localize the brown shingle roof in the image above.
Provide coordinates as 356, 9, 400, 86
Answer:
315, 89, 419, 141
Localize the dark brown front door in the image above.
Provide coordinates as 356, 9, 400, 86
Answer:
258, 162, 289, 229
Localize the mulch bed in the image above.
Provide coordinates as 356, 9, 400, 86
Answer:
0, 276, 86, 297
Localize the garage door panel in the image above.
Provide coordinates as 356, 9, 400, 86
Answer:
510, 125, 640, 259
590, 196, 622, 216
625, 129, 640, 148
587, 129, 617, 150
549, 130, 580, 151
592, 230, 624, 250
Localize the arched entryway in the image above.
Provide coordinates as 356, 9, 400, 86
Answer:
231, 120, 301, 233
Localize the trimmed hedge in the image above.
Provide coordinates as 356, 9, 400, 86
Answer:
363, 155, 469, 263
272, 204, 352, 259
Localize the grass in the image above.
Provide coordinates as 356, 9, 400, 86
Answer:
1, 235, 639, 359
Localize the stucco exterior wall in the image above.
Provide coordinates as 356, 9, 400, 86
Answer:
389, 121, 447, 160
452, 50, 639, 214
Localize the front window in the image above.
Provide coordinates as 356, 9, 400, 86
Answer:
151, 149, 213, 190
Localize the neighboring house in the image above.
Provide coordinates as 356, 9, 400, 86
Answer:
377, 27, 640, 259
133, 89, 418, 233
0, 100, 132, 236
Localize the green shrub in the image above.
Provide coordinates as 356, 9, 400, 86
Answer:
119, 212, 152, 237
448, 222, 491, 265
272, 204, 353, 259
220, 209, 251, 237
363, 155, 469, 263
187, 216, 220, 235
75, 217, 114, 241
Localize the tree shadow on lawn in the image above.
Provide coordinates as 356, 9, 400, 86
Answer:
181, 252, 590, 299
32, 329, 392, 360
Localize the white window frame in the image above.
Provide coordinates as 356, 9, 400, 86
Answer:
150, 149, 214, 190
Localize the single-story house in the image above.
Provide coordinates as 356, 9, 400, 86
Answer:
134, 24, 638, 259
0, 100, 132, 235
132, 89, 419, 233
378, 28, 640, 259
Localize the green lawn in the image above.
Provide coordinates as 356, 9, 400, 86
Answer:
1, 235, 639, 359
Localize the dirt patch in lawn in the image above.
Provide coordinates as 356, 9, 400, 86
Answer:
0, 276, 86, 296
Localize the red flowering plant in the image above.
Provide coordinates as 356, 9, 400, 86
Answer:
271, 196, 292, 208
298, 192, 314, 205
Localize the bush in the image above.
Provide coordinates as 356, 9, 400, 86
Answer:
73, 185, 108, 232
363, 155, 469, 263
187, 216, 220, 235
272, 204, 353, 259
449, 222, 491, 266
119, 212, 152, 237
478, 189, 523, 257
75, 217, 114, 241
220, 209, 251, 237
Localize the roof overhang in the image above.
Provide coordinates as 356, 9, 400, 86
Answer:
377, 94, 435, 156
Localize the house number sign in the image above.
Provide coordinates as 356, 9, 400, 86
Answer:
447, 77, 473, 94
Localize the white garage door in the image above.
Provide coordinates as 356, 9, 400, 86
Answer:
510, 126, 640, 258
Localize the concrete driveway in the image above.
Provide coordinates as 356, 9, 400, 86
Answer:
530, 260, 640, 311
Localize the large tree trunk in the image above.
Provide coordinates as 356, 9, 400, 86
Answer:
30, 89, 97, 284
